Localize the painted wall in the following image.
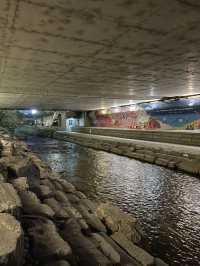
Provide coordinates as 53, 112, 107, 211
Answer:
87, 97, 200, 130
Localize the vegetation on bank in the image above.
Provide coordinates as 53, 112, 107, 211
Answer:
15, 126, 56, 138
0, 110, 23, 133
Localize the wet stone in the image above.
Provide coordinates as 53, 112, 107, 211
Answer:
53, 180, 64, 191
65, 193, 80, 204
61, 218, 111, 266
74, 190, 87, 199
59, 179, 76, 193
11, 177, 29, 192
40, 178, 55, 190
19, 190, 55, 218
54, 191, 71, 206
0, 182, 22, 215
0, 213, 24, 266
33, 184, 53, 199
44, 198, 69, 219
76, 203, 107, 233
111, 232, 154, 266
28, 219, 71, 262
91, 233, 121, 264
96, 202, 142, 243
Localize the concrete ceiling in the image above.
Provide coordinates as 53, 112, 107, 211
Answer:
0, 0, 200, 110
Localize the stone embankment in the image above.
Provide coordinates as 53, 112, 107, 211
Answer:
0, 129, 168, 266
55, 131, 200, 176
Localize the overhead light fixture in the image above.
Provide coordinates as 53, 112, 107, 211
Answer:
31, 109, 38, 115
101, 109, 107, 115
129, 105, 137, 111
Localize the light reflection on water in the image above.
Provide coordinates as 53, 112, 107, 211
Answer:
27, 137, 200, 266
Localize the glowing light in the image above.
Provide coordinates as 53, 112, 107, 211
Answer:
31, 109, 38, 115
188, 100, 194, 106
101, 109, 107, 115
129, 105, 137, 111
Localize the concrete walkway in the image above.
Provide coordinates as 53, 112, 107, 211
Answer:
72, 127, 200, 146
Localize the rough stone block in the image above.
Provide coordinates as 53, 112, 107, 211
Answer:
155, 158, 169, 167
0, 213, 24, 266
96, 202, 141, 243
54, 191, 71, 206
28, 219, 71, 262
19, 190, 54, 218
177, 159, 200, 175
11, 177, 29, 191
61, 218, 111, 266
66, 193, 80, 204
76, 204, 107, 233
44, 198, 69, 219
91, 233, 120, 264
144, 155, 155, 163
34, 185, 53, 199
0, 183, 22, 215
111, 232, 154, 266
74, 191, 87, 199
7, 158, 40, 181
59, 179, 76, 193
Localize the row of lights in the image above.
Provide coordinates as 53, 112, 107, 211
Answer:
100, 105, 138, 115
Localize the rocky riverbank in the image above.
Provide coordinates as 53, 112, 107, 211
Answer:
0, 130, 168, 266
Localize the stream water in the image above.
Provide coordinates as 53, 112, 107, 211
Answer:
27, 136, 200, 266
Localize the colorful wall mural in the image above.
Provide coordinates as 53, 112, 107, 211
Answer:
87, 97, 200, 130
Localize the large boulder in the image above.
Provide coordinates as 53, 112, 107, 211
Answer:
29, 155, 51, 180
28, 219, 71, 262
111, 232, 154, 266
91, 233, 120, 264
58, 179, 76, 193
0, 213, 24, 266
0, 139, 13, 157
61, 218, 111, 266
33, 184, 53, 199
11, 177, 29, 192
76, 203, 107, 233
54, 191, 71, 206
44, 198, 69, 219
96, 202, 142, 243
19, 190, 54, 218
0, 183, 21, 216
7, 157, 40, 187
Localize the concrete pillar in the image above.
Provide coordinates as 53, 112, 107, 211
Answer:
60, 111, 66, 130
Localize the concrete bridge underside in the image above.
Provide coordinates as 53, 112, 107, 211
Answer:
0, 0, 200, 110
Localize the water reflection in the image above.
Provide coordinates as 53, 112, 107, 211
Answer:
27, 137, 200, 266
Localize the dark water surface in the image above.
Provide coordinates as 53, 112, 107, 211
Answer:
27, 137, 200, 266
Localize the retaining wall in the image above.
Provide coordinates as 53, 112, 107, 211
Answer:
73, 127, 200, 146
55, 131, 200, 176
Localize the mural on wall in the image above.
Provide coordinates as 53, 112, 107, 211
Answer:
87, 97, 200, 130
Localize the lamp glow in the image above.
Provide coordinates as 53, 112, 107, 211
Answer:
31, 109, 38, 115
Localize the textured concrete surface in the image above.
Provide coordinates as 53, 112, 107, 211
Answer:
73, 127, 200, 146
0, 1, 200, 109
